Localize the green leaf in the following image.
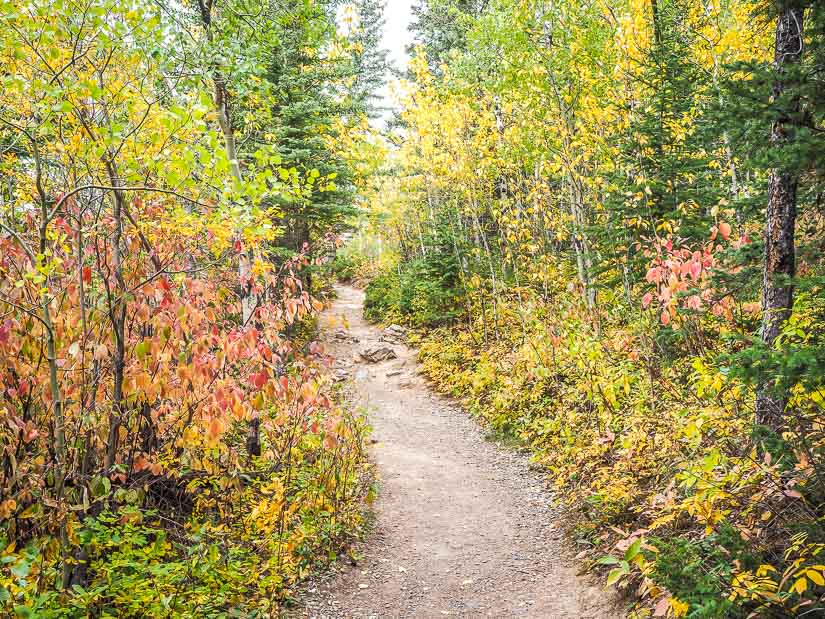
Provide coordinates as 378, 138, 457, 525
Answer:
14, 605, 33, 618
135, 339, 151, 359
624, 538, 642, 562
606, 567, 625, 587
10, 560, 30, 579
90, 475, 111, 498
595, 555, 621, 566
18, 503, 42, 519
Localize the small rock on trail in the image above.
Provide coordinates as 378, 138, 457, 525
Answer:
333, 328, 359, 343
295, 286, 621, 618
358, 345, 398, 363
380, 324, 408, 345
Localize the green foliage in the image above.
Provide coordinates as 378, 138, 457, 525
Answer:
1, 401, 372, 616
397, 257, 463, 327
265, 6, 359, 252
364, 271, 402, 323
649, 525, 753, 619
409, 0, 480, 73
364, 252, 463, 327
600, 0, 726, 283
348, 0, 390, 118
330, 253, 367, 283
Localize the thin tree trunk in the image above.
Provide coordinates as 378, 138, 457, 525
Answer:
650, 0, 662, 45
567, 173, 597, 311
27, 135, 72, 588
416, 211, 427, 258
195, 0, 260, 456
196, 0, 255, 325
472, 207, 500, 340
29, 139, 67, 486
214, 75, 255, 325
755, 4, 804, 431
104, 162, 127, 471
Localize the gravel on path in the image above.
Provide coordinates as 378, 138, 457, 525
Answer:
293, 286, 621, 619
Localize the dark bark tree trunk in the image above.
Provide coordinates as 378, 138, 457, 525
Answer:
756, 3, 805, 431
194, 0, 262, 454
650, 0, 662, 45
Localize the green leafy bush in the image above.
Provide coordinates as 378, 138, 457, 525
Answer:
649, 525, 755, 619
330, 253, 366, 283
364, 253, 463, 327
364, 271, 402, 323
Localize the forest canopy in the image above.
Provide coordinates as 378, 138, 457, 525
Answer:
3, 0, 825, 616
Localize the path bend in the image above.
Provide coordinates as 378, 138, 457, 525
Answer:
296, 286, 619, 618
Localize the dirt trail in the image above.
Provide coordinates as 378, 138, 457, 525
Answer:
296, 286, 620, 618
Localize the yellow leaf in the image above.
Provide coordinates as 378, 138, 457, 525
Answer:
807, 569, 824, 587
670, 598, 689, 617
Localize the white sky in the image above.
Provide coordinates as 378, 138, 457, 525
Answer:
378, 0, 415, 125
382, 0, 414, 72
337, 0, 415, 126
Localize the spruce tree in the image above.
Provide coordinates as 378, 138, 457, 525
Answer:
263, 2, 358, 252
350, 0, 390, 118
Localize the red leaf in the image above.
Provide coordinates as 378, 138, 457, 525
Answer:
0, 320, 12, 344
23, 425, 39, 444
661, 310, 671, 326
642, 292, 653, 308
645, 267, 661, 283
686, 295, 702, 310
133, 455, 151, 472
82, 266, 92, 284
250, 370, 268, 390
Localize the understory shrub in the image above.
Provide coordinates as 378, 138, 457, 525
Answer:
412, 283, 825, 617
1, 396, 371, 617
329, 253, 367, 284
364, 256, 463, 327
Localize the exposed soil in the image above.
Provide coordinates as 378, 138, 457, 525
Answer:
293, 286, 621, 618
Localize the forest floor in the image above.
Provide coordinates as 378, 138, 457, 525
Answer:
293, 286, 620, 618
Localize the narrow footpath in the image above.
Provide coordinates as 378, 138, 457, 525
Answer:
296, 286, 619, 618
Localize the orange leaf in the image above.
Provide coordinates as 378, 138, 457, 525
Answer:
719, 222, 731, 240
250, 370, 268, 390
207, 417, 224, 442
